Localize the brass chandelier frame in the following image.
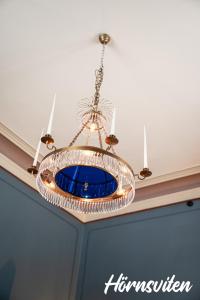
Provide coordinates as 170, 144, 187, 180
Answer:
28, 33, 152, 214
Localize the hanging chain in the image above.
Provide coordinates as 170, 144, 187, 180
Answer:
68, 118, 90, 147
68, 124, 86, 147
93, 43, 105, 107
68, 42, 107, 148
97, 121, 103, 149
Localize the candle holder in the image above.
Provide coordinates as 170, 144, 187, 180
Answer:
27, 165, 38, 175
139, 168, 152, 179
41, 134, 54, 145
105, 135, 119, 145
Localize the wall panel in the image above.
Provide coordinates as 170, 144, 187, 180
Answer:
80, 199, 200, 300
0, 169, 83, 300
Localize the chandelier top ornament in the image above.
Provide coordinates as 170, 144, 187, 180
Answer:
27, 33, 152, 214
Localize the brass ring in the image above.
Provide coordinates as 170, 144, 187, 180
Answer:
42, 145, 134, 175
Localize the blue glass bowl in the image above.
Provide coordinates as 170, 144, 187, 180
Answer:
55, 165, 118, 199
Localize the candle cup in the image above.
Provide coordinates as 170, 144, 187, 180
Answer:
27, 165, 38, 175
41, 134, 54, 145
105, 134, 119, 145
140, 168, 152, 178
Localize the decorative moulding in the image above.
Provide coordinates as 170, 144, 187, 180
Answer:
0, 154, 86, 223
85, 187, 200, 222
1, 154, 200, 223
0, 122, 43, 162
0, 154, 37, 190
1, 121, 200, 189
135, 165, 200, 188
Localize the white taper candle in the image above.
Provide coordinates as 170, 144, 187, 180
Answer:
33, 129, 44, 166
47, 93, 56, 135
144, 125, 148, 168
110, 107, 116, 135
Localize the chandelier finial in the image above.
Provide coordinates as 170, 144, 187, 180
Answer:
99, 33, 111, 45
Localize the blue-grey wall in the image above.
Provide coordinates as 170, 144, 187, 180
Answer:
1, 169, 200, 300
80, 199, 200, 300
0, 169, 84, 300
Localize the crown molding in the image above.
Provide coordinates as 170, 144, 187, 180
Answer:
1, 121, 200, 187
1, 153, 199, 223
0, 153, 37, 190
0, 122, 43, 161
0, 154, 86, 223
85, 187, 200, 222
135, 165, 200, 188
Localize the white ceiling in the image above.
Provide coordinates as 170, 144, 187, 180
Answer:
1, 0, 200, 178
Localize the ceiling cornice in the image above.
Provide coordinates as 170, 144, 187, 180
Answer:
1, 121, 199, 188
0, 122, 43, 162
0, 154, 86, 223
1, 154, 199, 223
135, 165, 200, 188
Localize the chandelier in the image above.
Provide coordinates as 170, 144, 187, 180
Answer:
27, 34, 152, 214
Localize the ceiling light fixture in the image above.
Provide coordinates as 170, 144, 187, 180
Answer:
27, 33, 152, 214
